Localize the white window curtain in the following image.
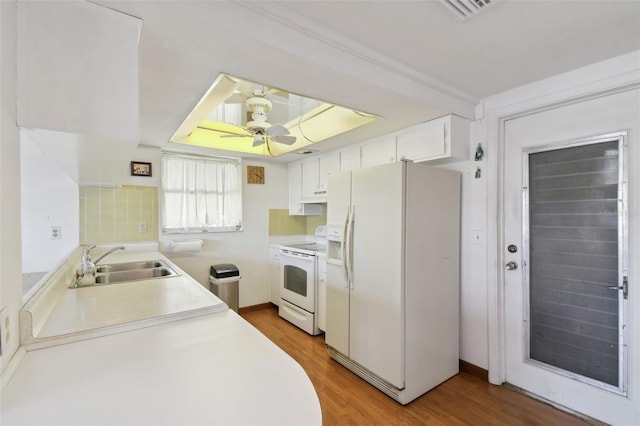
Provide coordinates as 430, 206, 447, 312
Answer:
161, 152, 242, 233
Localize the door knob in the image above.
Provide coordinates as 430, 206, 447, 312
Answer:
505, 261, 518, 270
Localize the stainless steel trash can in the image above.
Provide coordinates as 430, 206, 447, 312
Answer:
208, 264, 240, 313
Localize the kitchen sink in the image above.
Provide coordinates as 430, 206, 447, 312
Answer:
95, 266, 178, 284
96, 260, 166, 273
66, 259, 182, 286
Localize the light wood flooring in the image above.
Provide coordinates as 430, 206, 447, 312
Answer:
241, 305, 589, 425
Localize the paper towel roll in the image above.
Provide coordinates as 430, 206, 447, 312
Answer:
167, 239, 204, 252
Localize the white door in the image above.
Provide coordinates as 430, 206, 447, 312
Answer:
503, 89, 639, 424
350, 162, 404, 388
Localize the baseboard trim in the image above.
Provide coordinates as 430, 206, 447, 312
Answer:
238, 303, 273, 315
459, 360, 489, 382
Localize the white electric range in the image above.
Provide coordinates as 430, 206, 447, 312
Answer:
278, 226, 326, 335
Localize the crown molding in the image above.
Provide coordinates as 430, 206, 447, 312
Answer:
231, 2, 477, 107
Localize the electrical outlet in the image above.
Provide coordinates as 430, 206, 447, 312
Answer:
138, 221, 148, 233
51, 226, 62, 240
0, 307, 9, 356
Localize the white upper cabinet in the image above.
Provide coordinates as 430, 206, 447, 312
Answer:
361, 137, 396, 168
318, 151, 340, 193
396, 115, 470, 163
301, 157, 322, 201
17, 1, 141, 142
301, 152, 340, 203
288, 115, 470, 209
289, 160, 322, 216
339, 145, 361, 172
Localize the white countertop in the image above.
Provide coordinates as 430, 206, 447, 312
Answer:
21, 248, 227, 350
1, 310, 322, 425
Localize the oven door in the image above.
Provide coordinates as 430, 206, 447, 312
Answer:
280, 249, 316, 313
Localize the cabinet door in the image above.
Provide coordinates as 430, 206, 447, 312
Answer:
289, 160, 323, 215
361, 137, 396, 168
269, 261, 282, 305
301, 157, 320, 200
397, 119, 446, 161
317, 255, 327, 332
318, 151, 340, 191
288, 160, 304, 215
339, 145, 361, 172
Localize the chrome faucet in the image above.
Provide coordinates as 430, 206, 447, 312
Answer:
93, 245, 126, 265
73, 245, 125, 287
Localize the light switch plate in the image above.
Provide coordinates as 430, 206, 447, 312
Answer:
472, 229, 484, 245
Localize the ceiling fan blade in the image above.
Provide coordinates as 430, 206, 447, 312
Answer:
196, 125, 252, 137
220, 134, 252, 138
266, 124, 290, 137
271, 135, 297, 145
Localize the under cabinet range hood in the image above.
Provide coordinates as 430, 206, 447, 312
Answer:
169, 73, 379, 157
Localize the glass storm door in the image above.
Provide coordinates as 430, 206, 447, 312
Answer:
503, 88, 638, 424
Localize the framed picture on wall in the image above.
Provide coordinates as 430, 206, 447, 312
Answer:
131, 161, 152, 177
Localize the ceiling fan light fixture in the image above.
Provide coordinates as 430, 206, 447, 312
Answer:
171, 72, 380, 156
252, 134, 265, 147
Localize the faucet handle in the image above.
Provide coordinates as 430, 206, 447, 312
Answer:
82, 245, 97, 259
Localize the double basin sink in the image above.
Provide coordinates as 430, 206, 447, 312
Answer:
92, 260, 179, 285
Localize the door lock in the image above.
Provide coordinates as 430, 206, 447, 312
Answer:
607, 276, 629, 299
505, 261, 518, 271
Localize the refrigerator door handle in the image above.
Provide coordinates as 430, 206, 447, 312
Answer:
342, 206, 350, 286
348, 205, 355, 289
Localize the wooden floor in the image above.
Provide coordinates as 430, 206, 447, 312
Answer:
242, 306, 589, 425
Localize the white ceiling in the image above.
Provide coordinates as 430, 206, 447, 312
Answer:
95, 0, 640, 161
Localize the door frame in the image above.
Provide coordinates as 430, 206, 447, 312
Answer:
484, 60, 640, 388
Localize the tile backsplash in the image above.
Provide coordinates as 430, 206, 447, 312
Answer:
80, 185, 158, 244
269, 208, 327, 236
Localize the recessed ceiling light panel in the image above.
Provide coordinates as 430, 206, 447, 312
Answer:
170, 73, 380, 157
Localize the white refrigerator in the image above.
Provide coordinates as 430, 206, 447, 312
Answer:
325, 161, 460, 405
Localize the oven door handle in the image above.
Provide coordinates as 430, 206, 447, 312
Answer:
279, 250, 315, 261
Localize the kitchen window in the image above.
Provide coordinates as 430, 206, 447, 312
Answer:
161, 152, 242, 233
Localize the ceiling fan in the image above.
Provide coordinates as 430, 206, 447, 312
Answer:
221, 87, 297, 147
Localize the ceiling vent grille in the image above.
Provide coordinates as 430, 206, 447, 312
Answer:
440, 0, 498, 20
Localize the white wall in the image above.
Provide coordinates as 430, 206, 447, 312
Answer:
0, 0, 23, 376
160, 159, 289, 308
20, 136, 288, 309
20, 133, 79, 273
440, 128, 488, 369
